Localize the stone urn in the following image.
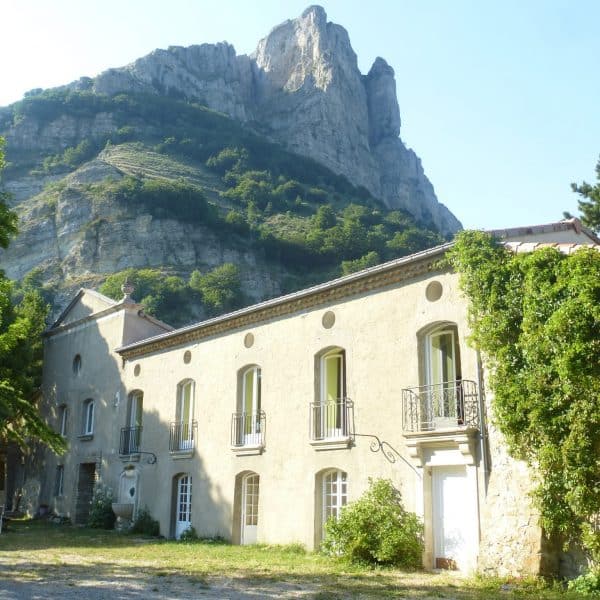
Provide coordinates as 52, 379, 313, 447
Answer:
111, 502, 134, 520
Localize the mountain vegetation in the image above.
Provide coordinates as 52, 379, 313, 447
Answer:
0, 137, 64, 451
0, 89, 445, 326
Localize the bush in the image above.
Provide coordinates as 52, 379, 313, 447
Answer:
130, 506, 160, 536
322, 478, 423, 567
87, 485, 116, 530
568, 570, 600, 596
179, 525, 199, 542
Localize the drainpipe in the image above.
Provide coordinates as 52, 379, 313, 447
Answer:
476, 350, 489, 494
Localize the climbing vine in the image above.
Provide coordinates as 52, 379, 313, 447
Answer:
448, 231, 600, 560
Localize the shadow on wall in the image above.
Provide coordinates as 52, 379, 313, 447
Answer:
127, 405, 232, 540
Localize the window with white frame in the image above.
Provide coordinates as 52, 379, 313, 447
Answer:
322, 469, 347, 538
240, 366, 262, 446
175, 380, 195, 450
82, 399, 94, 436
59, 405, 68, 437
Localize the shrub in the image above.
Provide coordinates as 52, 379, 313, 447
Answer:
130, 506, 160, 536
179, 525, 199, 542
87, 485, 116, 530
322, 478, 423, 567
567, 570, 600, 596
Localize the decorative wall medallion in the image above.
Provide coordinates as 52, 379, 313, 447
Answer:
322, 311, 336, 329
183, 350, 192, 364
133, 364, 141, 377
425, 281, 443, 302
244, 333, 255, 348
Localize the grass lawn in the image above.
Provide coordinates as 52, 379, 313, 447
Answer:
0, 519, 579, 599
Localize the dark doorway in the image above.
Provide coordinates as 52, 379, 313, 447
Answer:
75, 463, 96, 524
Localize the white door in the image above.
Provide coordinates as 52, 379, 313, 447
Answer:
241, 473, 259, 544
175, 474, 192, 539
432, 465, 477, 570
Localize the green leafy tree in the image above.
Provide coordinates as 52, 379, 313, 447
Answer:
572, 156, 600, 233
99, 268, 188, 326
189, 264, 242, 314
0, 138, 63, 452
322, 478, 424, 567
448, 231, 600, 562
341, 251, 380, 275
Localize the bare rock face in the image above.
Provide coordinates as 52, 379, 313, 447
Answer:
82, 5, 460, 234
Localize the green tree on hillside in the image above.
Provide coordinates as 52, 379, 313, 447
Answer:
0, 137, 64, 452
572, 156, 600, 233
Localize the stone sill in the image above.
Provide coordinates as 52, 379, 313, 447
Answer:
78, 434, 93, 441
170, 449, 195, 459
231, 444, 264, 456
119, 453, 141, 462
310, 437, 352, 451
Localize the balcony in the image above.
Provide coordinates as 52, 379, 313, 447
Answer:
309, 398, 354, 450
231, 411, 266, 455
402, 380, 479, 433
119, 426, 142, 456
169, 420, 197, 456
402, 380, 480, 466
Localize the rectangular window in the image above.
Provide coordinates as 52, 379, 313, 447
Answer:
54, 465, 64, 496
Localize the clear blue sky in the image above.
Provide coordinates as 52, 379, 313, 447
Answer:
2, 0, 599, 230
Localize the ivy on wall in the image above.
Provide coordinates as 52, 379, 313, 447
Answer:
448, 231, 600, 559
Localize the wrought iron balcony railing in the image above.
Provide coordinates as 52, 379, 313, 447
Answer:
119, 426, 142, 455
169, 420, 198, 452
310, 398, 354, 441
402, 380, 479, 433
231, 411, 266, 447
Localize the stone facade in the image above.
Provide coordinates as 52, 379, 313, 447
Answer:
12, 219, 598, 576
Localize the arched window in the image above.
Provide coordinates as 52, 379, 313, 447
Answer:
233, 366, 262, 447
121, 391, 143, 454
171, 380, 195, 451
58, 404, 68, 437
316, 469, 348, 543
173, 473, 192, 539
311, 348, 350, 441
421, 323, 464, 429
72, 354, 82, 376
233, 471, 260, 545
82, 399, 94, 436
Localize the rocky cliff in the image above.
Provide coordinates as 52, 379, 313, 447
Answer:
84, 6, 459, 234
0, 5, 460, 324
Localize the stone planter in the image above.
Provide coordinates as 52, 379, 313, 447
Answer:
111, 502, 134, 520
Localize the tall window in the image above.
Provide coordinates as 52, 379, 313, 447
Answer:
54, 465, 64, 496
240, 366, 261, 446
175, 380, 195, 450
321, 469, 348, 539
123, 391, 143, 453
59, 405, 68, 437
425, 329, 459, 387
321, 349, 346, 404
82, 399, 94, 435
127, 391, 143, 429
314, 349, 348, 439
423, 324, 463, 427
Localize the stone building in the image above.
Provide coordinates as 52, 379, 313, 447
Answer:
9, 219, 599, 575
